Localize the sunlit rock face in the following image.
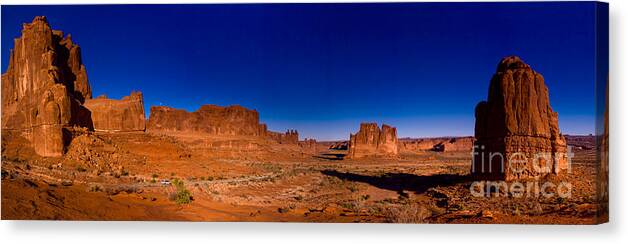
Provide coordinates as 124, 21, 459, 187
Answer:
1, 16, 93, 156
473, 56, 568, 180
83, 92, 146, 132
347, 123, 398, 159
147, 104, 265, 136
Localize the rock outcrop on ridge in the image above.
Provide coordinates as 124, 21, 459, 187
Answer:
472, 56, 568, 180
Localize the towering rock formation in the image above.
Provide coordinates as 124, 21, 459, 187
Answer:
83, 92, 146, 132
473, 56, 568, 180
1, 16, 93, 156
347, 123, 398, 159
147, 105, 266, 136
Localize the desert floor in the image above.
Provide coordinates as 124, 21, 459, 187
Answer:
1, 131, 606, 224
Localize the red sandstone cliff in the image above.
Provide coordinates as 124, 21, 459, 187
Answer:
83, 92, 146, 132
1, 16, 94, 156
147, 105, 264, 136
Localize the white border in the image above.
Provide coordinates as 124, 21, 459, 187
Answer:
1, 0, 625, 243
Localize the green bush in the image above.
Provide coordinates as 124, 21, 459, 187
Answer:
76, 166, 87, 172
170, 179, 193, 204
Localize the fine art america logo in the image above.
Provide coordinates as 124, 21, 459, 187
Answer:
469, 146, 574, 199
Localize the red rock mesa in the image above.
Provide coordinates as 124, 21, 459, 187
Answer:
83, 92, 146, 132
473, 56, 568, 180
347, 123, 398, 158
147, 105, 299, 143
147, 105, 265, 136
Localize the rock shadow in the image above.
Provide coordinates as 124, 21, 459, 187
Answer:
312, 153, 346, 161
321, 169, 470, 195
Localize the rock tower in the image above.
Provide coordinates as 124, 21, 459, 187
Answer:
473, 56, 568, 180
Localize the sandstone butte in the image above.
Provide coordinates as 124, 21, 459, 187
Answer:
1, 16, 146, 157
347, 123, 398, 159
472, 56, 568, 180
147, 105, 299, 144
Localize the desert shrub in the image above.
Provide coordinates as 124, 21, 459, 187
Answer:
169, 179, 193, 204
89, 184, 102, 192
346, 183, 360, 193
340, 200, 362, 213
76, 165, 87, 172
383, 204, 431, 223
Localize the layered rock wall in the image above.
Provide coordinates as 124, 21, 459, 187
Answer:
147, 104, 300, 144
147, 105, 267, 137
83, 92, 146, 132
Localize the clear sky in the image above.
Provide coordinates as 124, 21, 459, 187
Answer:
1, 3, 603, 140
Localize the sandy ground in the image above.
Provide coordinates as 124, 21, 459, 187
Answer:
1, 130, 607, 223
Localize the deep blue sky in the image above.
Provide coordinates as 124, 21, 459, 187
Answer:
2, 3, 604, 140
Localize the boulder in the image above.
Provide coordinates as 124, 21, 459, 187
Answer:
472, 56, 568, 180
83, 91, 146, 132
347, 123, 398, 158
